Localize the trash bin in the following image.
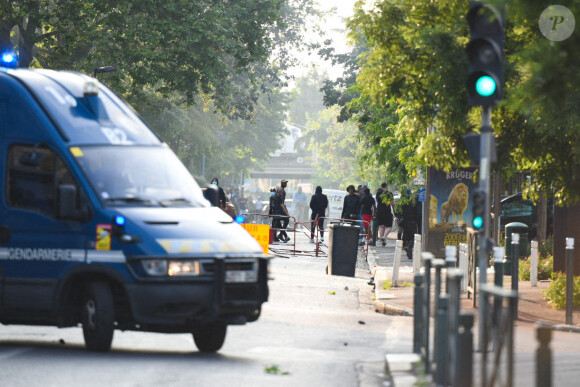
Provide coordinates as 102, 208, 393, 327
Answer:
327, 223, 361, 277
503, 222, 529, 275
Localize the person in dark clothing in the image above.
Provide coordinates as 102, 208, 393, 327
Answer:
268, 187, 281, 242
210, 177, 227, 209
277, 179, 290, 242
341, 185, 361, 223
395, 189, 418, 259
413, 190, 423, 235
376, 182, 395, 246
271, 186, 290, 243
360, 187, 376, 245
309, 186, 329, 243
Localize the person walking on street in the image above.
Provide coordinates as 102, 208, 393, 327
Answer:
309, 186, 328, 243
395, 189, 418, 259
293, 185, 308, 229
341, 185, 361, 224
360, 187, 376, 246
376, 182, 395, 246
272, 184, 290, 242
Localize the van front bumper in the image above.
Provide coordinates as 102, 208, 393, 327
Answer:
123, 257, 269, 332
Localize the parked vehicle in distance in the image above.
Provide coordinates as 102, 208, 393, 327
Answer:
498, 192, 553, 240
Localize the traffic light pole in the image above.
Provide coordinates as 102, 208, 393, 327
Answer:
478, 106, 493, 354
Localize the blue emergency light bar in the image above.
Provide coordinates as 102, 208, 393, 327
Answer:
0, 51, 18, 68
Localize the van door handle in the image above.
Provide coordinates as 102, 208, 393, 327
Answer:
0, 226, 11, 244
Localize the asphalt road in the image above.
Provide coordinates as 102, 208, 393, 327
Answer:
0, 242, 411, 387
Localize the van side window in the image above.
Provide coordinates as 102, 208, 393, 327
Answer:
7, 144, 82, 217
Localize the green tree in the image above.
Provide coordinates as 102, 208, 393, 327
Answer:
0, 0, 318, 118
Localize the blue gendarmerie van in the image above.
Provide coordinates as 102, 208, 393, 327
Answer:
0, 68, 269, 352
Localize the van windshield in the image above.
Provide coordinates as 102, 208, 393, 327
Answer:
73, 145, 208, 207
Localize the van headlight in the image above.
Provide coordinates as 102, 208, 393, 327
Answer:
168, 260, 200, 276
141, 259, 201, 276
141, 259, 168, 276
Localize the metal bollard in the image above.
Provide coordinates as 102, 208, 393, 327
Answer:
531, 240, 539, 287
456, 312, 474, 387
512, 233, 520, 319
536, 322, 552, 387
422, 253, 434, 374
566, 237, 575, 325
447, 269, 463, 387
435, 295, 449, 386
414, 273, 425, 354
393, 239, 404, 286
432, 258, 445, 370
493, 247, 505, 332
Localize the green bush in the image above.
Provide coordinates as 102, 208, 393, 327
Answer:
519, 254, 553, 281
543, 273, 580, 309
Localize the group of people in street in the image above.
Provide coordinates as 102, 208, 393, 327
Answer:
209, 176, 421, 257
340, 182, 421, 258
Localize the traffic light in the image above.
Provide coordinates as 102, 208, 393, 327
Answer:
471, 189, 486, 230
466, 2, 504, 107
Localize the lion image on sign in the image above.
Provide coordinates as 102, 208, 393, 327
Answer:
440, 183, 469, 223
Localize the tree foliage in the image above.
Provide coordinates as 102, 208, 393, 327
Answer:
0, 0, 322, 184
341, 0, 580, 206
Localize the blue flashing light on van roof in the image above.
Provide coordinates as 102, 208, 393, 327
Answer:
0, 51, 17, 68
235, 215, 245, 224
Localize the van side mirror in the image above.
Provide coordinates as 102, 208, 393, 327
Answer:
203, 185, 219, 207
58, 185, 78, 219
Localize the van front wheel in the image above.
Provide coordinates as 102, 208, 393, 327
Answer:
82, 281, 115, 352
192, 324, 227, 352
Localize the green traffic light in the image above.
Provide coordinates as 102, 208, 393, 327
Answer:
473, 216, 483, 228
475, 76, 496, 97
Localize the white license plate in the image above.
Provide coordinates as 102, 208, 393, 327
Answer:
225, 270, 257, 283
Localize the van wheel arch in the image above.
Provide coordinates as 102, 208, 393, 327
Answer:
57, 271, 130, 327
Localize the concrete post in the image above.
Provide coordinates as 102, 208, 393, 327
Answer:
413, 234, 422, 273
531, 240, 539, 287
459, 243, 469, 292
445, 245, 457, 292
566, 237, 574, 325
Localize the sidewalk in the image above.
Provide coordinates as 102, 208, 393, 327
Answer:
366, 234, 580, 386
267, 227, 580, 386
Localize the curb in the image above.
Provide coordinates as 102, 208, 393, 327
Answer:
375, 300, 414, 316
554, 324, 580, 333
